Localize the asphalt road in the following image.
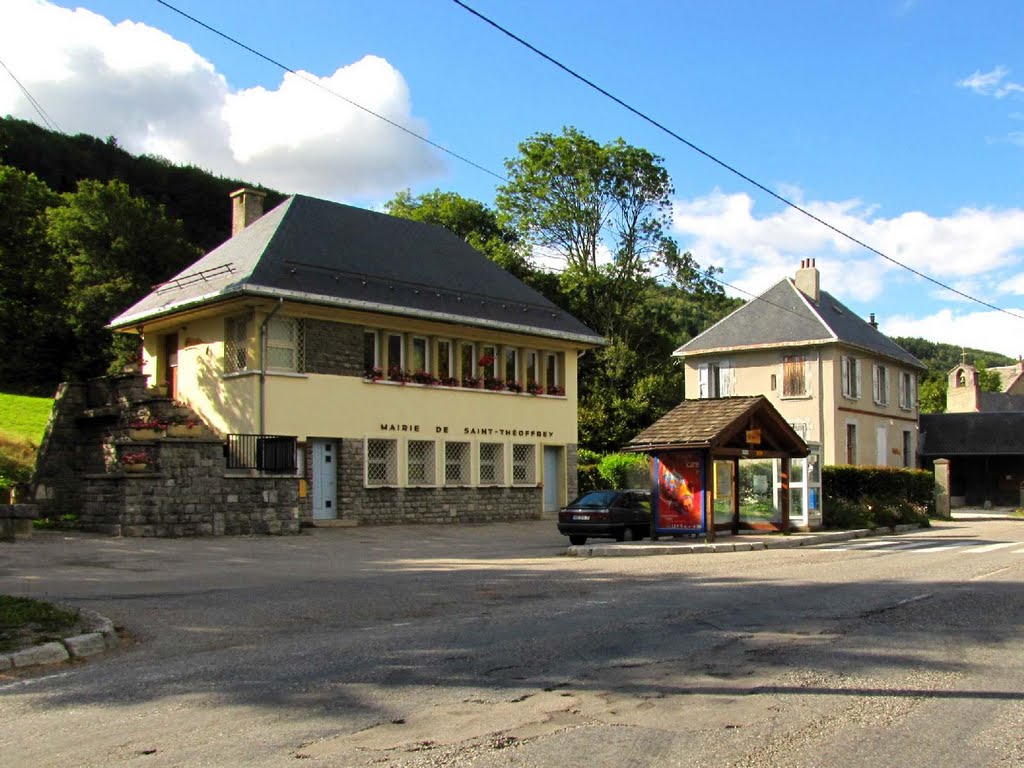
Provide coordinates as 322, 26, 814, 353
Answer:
1, 518, 1023, 767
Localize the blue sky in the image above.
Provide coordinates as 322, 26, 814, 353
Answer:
4, 0, 1024, 356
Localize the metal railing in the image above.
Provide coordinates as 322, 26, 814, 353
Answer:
226, 434, 297, 473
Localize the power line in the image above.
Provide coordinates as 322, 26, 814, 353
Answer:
450, 0, 1024, 322
0, 57, 61, 133
154, 0, 506, 183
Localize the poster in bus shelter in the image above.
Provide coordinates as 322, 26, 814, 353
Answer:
653, 451, 705, 533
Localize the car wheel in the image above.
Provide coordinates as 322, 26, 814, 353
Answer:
618, 527, 635, 543
568, 534, 587, 545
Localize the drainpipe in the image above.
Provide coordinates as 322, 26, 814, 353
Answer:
259, 299, 284, 436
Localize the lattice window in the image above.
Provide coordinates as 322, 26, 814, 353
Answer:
366, 439, 397, 486
479, 442, 505, 485
266, 317, 305, 372
407, 440, 436, 486
224, 314, 250, 373
512, 443, 536, 485
445, 441, 471, 485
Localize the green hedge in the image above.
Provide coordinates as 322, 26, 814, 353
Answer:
822, 465, 933, 529
576, 453, 651, 497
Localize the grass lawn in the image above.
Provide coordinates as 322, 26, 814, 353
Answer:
0, 391, 54, 492
0, 392, 54, 444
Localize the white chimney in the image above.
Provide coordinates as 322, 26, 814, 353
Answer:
795, 258, 820, 303
230, 188, 266, 236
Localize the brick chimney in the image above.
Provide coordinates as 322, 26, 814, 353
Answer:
795, 258, 820, 303
230, 188, 266, 236
868, 313, 878, 329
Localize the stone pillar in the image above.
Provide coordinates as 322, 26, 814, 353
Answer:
933, 458, 951, 520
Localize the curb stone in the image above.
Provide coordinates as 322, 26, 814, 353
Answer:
565, 525, 923, 558
0, 606, 118, 672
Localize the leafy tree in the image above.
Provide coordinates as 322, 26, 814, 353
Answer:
46, 179, 200, 379
0, 164, 66, 390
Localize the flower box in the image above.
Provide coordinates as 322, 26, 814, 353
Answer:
167, 423, 202, 438
123, 463, 149, 473
128, 428, 163, 441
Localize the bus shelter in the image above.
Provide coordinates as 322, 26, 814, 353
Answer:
624, 396, 809, 541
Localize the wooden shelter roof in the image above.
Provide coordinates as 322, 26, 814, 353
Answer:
624, 396, 810, 459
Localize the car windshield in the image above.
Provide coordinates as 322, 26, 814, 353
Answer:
568, 491, 620, 509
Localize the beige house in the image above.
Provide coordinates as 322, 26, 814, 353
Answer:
673, 260, 926, 526
108, 189, 603, 526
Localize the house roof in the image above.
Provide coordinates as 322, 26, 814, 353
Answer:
989, 363, 1024, 392
624, 395, 809, 458
920, 412, 1024, 457
110, 195, 603, 346
673, 278, 925, 370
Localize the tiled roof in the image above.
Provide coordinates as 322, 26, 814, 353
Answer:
674, 279, 925, 370
626, 395, 807, 457
920, 412, 1024, 456
110, 195, 603, 345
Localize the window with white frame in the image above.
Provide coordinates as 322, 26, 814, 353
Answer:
224, 314, 250, 373
698, 361, 734, 398
525, 350, 538, 386
445, 441, 471, 485
437, 339, 454, 379
366, 439, 398, 486
898, 371, 915, 410
873, 364, 889, 405
512, 443, 536, 485
410, 336, 429, 373
386, 332, 404, 372
782, 355, 807, 397
407, 440, 436, 485
460, 342, 476, 382
363, 330, 379, 373
265, 317, 304, 373
480, 344, 499, 379
479, 442, 505, 485
841, 355, 861, 399
544, 352, 562, 391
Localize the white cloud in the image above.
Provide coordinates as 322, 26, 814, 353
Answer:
672, 190, 1024, 303
957, 65, 1024, 99
885, 308, 1024, 359
0, 0, 443, 199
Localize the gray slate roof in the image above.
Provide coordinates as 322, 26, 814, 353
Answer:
110, 195, 603, 345
674, 279, 925, 370
920, 412, 1024, 456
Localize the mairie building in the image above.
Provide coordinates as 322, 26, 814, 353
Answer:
105, 189, 603, 528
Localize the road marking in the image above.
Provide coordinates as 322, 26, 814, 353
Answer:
963, 542, 1018, 554
907, 543, 971, 554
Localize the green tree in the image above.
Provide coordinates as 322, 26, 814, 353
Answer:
0, 164, 66, 390
46, 179, 199, 379
385, 188, 532, 279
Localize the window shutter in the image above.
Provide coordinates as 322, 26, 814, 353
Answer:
698, 364, 709, 399
872, 365, 879, 404
899, 372, 907, 408
724, 363, 736, 396
841, 357, 850, 397
853, 359, 861, 399
911, 374, 917, 407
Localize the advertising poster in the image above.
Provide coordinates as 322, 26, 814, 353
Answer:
653, 451, 704, 533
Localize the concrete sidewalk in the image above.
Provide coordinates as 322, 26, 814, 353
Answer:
566, 523, 923, 557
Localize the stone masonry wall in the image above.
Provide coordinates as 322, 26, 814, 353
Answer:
81, 441, 301, 537
566, 443, 579, 502
338, 438, 542, 524
304, 319, 364, 377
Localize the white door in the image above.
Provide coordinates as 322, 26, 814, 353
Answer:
543, 446, 561, 512
876, 426, 888, 467
311, 439, 338, 520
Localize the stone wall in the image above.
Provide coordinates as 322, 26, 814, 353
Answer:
81, 441, 301, 537
566, 443, 579, 502
304, 319, 364, 377
337, 438, 542, 524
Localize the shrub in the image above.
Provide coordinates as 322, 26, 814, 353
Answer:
597, 453, 650, 489
822, 465, 934, 529
577, 448, 601, 465
577, 463, 602, 494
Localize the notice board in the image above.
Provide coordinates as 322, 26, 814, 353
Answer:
652, 451, 705, 534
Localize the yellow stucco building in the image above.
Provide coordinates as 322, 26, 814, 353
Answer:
110, 190, 602, 525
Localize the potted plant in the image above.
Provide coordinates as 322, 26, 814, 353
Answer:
546, 385, 565, 397
461, 374, 482, 389
527, 380, 545, 396
120, 451, 152, 473
167, 415, 204, 438
387, 366, 410, 384
483, 376, 505, 391
506, 380, 524, 394
411, 369, 439, 386
438, 374, 460, 387
128, 417, 166, 440
364, 366, 383, 382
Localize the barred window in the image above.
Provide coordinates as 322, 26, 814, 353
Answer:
407, 440, 436, 486
366, 439, 398, 486
267, 317, 305, 372
224, 314, 250, 373
445, 441, 471, 485
512, 443, 536, 485
479, 442, 505, 485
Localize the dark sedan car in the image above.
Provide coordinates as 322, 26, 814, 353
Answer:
557, 489, 652, 545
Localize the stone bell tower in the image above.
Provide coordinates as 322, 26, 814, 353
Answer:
946, 352, 980, 413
